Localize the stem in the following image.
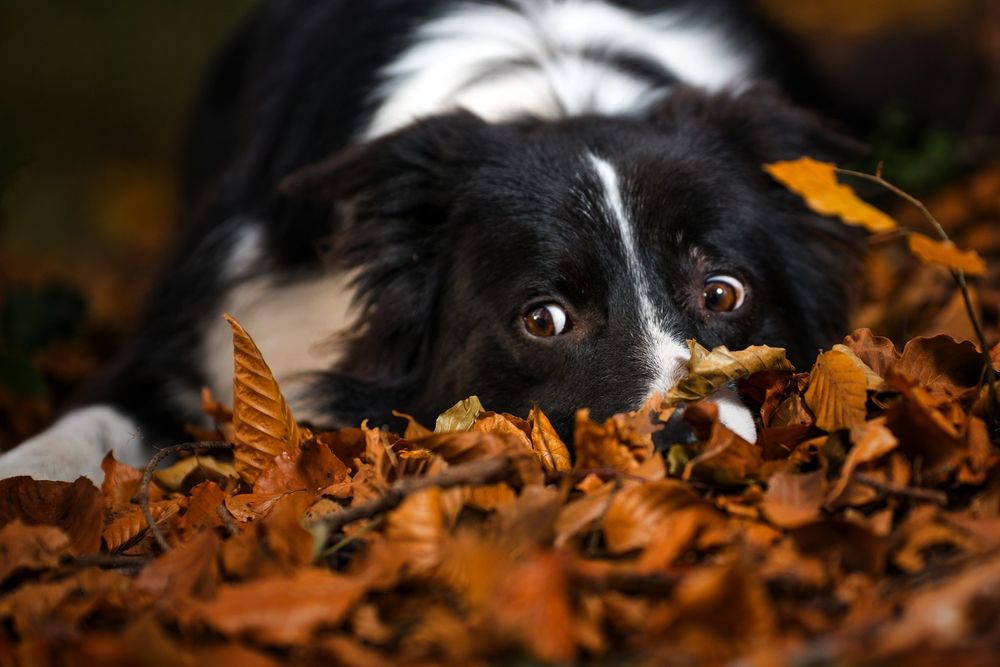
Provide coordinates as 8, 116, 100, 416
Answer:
836, 167, 998, 435
137, 442, 234, 552
310, 455, 516, 543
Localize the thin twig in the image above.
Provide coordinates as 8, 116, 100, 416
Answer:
836, 167, 998, 435
137, 442, 233, 552
854, 472, 947, 505
311, 455, 516, 541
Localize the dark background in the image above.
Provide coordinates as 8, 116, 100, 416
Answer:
1, 0, 997, 448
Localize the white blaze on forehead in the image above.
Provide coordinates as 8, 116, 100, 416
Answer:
587, 153, 688, 396
364, 0, 755, 138
587, 155, 758, 442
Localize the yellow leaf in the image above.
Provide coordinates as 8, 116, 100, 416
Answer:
831, 344, 889, 392
153, 455, 237, 491
907, 232, 987, 276
803, 349, 868, 432
764, 157, 897, 233
434, 396, 484, 433
225, 314, 303, 486
528, 405, 572, 472
666, 341, 794, 405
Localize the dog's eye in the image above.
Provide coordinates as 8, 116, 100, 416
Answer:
523, 304, 568, 337
703, 275, 746, 312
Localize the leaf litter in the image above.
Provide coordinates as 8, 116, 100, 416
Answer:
1, 160, 999, 665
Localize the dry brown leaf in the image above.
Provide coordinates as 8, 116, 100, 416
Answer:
528, 405, 572, 472
225, 314, 304, 485
134, 531, 220, 600
224, 492, 287, 522
826, 420, 899, 506
762, 469, 828, 528
188, 567, 369, 645
842, 328, 900, 378
102, 500, 183, 553
832, 344, 889, 392
153, 455, 237, 492
253, 439, 350, 495
764, 157, 897, 233
0, 476, 103, 555
683, 402, 763, 484
908, 232, 988, 275
434, 395, 484, 432
666, 340, 794, 405
603, 480, 701, 553
0, 520, 69, 583
574, 409, 657, 472
99, 453, 149, 512
804, 349, 868, 432
893, 334, 984, 395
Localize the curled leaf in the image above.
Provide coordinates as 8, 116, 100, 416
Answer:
908, 233, 987, 276
225, 314, 303, 485
764, 157, 897, 233
528, 405, 572, 473
666, 341, 794, 405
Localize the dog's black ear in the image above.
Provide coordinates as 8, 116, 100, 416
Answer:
278, 110, 490, 204
651, 84, 865, 166
276, 111, 494, 386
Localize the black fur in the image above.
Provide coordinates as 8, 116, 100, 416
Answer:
78, 0, 863, 446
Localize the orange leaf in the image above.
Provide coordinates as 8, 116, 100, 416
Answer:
908, 233, 987, 276
603, 480, 701, 553
528, 405, 572, 473
0, 477, 103, 556
804, 349, 868, 432
190, 568, 369, 645
225, 314, 303, 485
764, 157, 897, 233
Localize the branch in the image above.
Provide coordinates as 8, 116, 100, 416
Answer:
137, 441, 234, 552
312, 455, 516, 539
853, 472, 947, 505
836, 167, 998, 435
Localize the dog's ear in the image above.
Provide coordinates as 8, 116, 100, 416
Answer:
278, 110, 490, 205
650, 84, 865, 166
276, 111, 494, 384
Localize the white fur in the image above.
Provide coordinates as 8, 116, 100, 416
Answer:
203, 225, 360, 419
365, 0, 754, 137
588, 154, 757, 442
0, 407, 144, 482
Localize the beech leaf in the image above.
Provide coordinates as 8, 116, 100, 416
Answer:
434, 396, 484, 433
764, 157, 897, 233
908, 233, 987, 276
666, 340, 794, 405
225, 314, 304, 485
804, 349, 868, 432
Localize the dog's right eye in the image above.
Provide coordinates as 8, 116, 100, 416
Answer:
523, 304, 568, 337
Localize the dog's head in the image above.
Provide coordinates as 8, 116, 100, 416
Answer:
281, 86, 865, 436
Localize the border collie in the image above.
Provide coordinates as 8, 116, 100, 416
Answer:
0, 0, 862, 481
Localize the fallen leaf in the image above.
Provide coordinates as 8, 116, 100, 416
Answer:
0, 520, 69, 583
804, 349, 868, 432
529, 405, 572, 472
764, 157, 897, 233
666, 341, 794, 405
0, 476, 103, 555
434, 396, 483, 433
826, 419, 899, 506
682, 402, 763, 484
253, 439, 350, 495
893, 334, 985, 395
842, 329, 900, 378
603, 480, 701, 553
189, 568, 368, 645
907, 232, 987, 275
225, 314, 303, 485
153, 455, 237, 492
762, 469, 828, 528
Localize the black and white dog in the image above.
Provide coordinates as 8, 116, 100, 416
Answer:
0, 0, 862, 481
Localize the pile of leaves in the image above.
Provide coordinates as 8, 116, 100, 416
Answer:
1, 162, 999, 666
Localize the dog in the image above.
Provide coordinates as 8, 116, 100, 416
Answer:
0, 0, 863, 481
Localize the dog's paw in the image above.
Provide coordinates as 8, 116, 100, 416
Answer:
0, 407, 146, 482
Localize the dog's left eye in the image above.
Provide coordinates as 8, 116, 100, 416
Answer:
523, 303, 568, 337
703, 275, 746, 312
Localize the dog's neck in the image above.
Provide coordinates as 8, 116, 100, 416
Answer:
364, 0, 758, 139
